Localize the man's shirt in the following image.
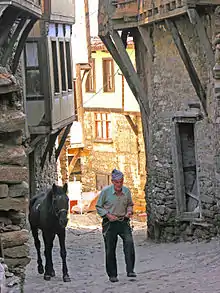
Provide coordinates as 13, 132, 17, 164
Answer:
96, 185, 134, 217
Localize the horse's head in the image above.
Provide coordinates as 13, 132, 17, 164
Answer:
51, 183, 69, 228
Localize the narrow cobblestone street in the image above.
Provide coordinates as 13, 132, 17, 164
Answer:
23, 214, 220, 293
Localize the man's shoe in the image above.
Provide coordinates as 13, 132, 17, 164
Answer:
109, 276, 119, 282
127, 272, 137, 278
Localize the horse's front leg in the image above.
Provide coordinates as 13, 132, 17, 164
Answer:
43, 231, 56, 281
58, 229, 71, 282
31, 227, 44, 274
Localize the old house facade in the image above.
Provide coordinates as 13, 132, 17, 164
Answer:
0, 0, 76, 279
0, 0, 42, 276
24, 0, 76, 196
80, 37, 146, 212
98, 0, 220, 241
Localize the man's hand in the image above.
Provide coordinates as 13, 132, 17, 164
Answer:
106, 213, 118, 222
125, 211, 133, 219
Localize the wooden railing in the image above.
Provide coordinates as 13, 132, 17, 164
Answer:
111, 0, 219, 22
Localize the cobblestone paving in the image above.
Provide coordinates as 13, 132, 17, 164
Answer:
23, 215, 220, 293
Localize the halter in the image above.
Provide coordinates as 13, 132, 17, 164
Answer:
52, 199, 68, 218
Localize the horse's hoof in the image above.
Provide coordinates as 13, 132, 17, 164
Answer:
38, 266, 44, 274
49, 270, 55, 277
63, 275, 71, 282
44, 275, 51, 281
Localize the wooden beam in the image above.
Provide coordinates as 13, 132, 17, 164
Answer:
26, 135, 45, 154
55, 123, 73, 160
84, 0, 92, 63
138, 26, 154, 60
68, 149, 80, 175
165, 19, 208, 116
1, 17, 26, 66
75, 64, 85, 142
12, 17, 37, 74
40, 129, 62, 169
125, 115, 138, 136
187, 8, 214, 68
100, 32, 150, 121
68, 147, 91, 157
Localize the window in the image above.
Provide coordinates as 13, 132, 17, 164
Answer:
95, 113, 112, 141
24, 42, 42, 98
85, 59, 96, 92
102, 58, 115, 92
51, 39, 73, 94
96, 174, 111, 191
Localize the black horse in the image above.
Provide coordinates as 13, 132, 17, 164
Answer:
28, 183, 71, 282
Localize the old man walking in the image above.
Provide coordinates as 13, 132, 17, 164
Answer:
96, 169, 136, 282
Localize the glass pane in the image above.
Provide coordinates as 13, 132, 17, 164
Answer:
25, 42, 38, 67
26, 69, 41, 95
107, 122, 112, 139
97, 122, 102, 138
51, 41, 59, 93
103, 122, 107, 139
65, 42, 72, 90
59, 41, 67, 91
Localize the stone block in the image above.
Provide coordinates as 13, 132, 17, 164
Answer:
4, 257, 30, 269
0, 165, 28, 183
9, 182, 29, 198
0, 111, 25, 133
0, 146, 27, 166
0, 197, 28, 211
1, 229, 29, 248
4, 244, 29, 259
0, 184, 8, 198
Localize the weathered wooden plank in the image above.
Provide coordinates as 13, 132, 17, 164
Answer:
55, 123, 73, 160
165, 19, 208, 116
187, 8, 214, 68
125, 115, 138, 136
68, 149, 80, 175
12, 17, 37, 73
138, 26, 154, 60
109, 30, 150, 118
1, 17, 26, 66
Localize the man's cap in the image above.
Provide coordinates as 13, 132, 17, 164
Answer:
111, 169, 124, 181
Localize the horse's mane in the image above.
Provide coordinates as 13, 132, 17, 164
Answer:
29, 187, 53, 211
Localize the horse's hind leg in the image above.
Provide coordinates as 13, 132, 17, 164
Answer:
58, 229, 71, 282
43, 231, 56, 281
31, 227, 44, 274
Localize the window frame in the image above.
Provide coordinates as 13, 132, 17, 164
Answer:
49, 37, 73, 96
94, 113, 112, 142
85, 58, 96, 93
24, 39, 44, 100
102, 58, 115, 93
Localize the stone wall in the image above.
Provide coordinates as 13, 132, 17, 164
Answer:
31, 138, 58, 195
81, 111, 146, 213
137, 12, 220, 241
0, 69, 30, 275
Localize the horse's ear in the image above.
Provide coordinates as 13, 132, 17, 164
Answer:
63, 183, 68, 193
52, 183, 57, 194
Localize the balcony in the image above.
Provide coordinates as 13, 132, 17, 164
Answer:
103, 0, 219, 30
0, 0, 42, 17
43, 0, 75, 24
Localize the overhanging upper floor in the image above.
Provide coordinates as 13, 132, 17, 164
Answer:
99, 0, 219, 33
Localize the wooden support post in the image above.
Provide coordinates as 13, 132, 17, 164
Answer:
12, 18, 37, 74
84, 0, 92, 63
165, 19, 208, 116
68, 149, 80, 175
187, 8, 214, 68
1, 17, 26, 66
40, 129, 62, 169
55, 123, 73, 160
125, 115, 138, 136
100, 33, 150, 121
138, 26, 154, 60
75, 64, 85, 144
